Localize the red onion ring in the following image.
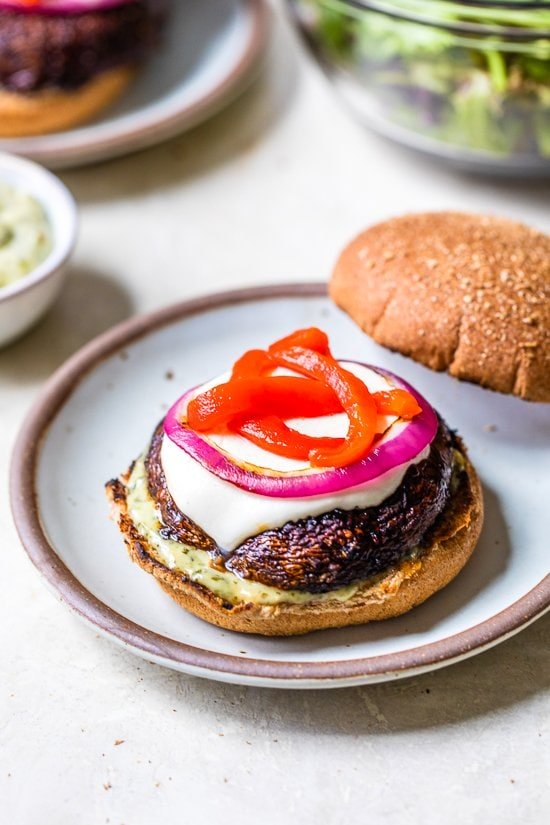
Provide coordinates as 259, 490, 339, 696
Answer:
0, 1, 135, 14
164, 363, 438, 499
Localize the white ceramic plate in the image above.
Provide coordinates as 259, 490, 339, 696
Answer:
0, 0, 268, 170
10, 285, 550, 688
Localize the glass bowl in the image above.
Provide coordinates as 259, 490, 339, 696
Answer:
288, 0, 550, 174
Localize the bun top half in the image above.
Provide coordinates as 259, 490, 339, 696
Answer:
330, 212, 550, 402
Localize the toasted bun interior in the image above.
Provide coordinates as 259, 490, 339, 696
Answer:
106, 456, 483, 637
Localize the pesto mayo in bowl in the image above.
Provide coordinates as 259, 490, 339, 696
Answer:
0, 181, 53, 289
0, 152, 77, 348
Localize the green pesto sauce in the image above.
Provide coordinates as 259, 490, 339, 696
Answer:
126, 457, 360, 607
451, 449, 466, 492
0, 181, 52, 288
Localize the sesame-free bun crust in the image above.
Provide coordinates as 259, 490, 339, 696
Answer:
0, 66, 134, 137
106, 457, 483, 637
330, 212, 550, 403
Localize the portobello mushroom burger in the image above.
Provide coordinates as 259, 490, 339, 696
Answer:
106, 327, 483, 636
0, 0, 164, 137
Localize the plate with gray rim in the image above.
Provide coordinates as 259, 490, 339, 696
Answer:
10, 284, 550, 688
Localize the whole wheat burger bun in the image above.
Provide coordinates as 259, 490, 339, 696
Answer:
0, 66, 134, 138
106, 454, 483, 637
330, 212, 550, 403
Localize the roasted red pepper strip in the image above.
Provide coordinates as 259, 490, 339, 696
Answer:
187, 376, 343, 432
231, 349, 274, 380
188, 329, 421, 467
372, 389, 422, 420
231, 329, 330, 381
233, 416, 343, 461
268, 346, 378, 468
232, 389, 422, 458
231, 327, 330, 380
270, 327, 332, 356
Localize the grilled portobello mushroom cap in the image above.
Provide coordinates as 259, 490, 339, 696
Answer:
145, 419, 456, 593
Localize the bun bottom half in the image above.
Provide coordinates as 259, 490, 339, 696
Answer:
106, 457, 483, 637
0, 66, 134, 137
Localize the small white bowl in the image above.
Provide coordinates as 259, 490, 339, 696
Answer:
0, 152, 77, 348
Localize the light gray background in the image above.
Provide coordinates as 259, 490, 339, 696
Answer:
1, 3, 548, 822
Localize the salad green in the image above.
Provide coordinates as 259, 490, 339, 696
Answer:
291, 0, 550, 161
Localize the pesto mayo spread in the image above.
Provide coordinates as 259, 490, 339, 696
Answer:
126, 456, 360, 607
0, 181, 53, 289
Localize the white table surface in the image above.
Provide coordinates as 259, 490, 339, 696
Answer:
1, 4, 549, 823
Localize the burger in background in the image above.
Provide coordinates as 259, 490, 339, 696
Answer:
0, 0, 166, 137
